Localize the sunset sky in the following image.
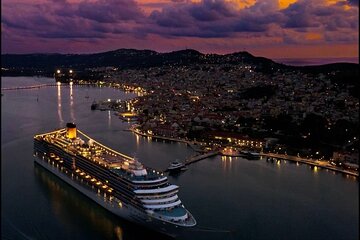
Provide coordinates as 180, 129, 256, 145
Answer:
1, 0, 359, 61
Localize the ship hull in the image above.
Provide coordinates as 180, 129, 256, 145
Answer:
34, 157, 188, 238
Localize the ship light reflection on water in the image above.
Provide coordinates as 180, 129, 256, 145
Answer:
57, 83, 63, 125
34, 165, 127, 240
136, 134, 140, 146
114, 226, 123, 240
70, 82, 75, 122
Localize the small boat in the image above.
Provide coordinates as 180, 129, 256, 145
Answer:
167, 161, 186, 172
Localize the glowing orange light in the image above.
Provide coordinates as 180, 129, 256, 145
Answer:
278, 0, 297, 9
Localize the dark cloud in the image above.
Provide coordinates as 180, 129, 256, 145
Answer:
1, 0, 142, 40
188, 0, 236, 21
150, 9, 193, 28
148, 0, 276, 37
282, 3, 319, 28
1, 0, 358, 47
347, 0, 359, 6
144, 0, 358, 42
77, 0, 143, 23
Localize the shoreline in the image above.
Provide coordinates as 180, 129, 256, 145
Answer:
261, 153, 358, 177
3, 76, 357, 178
129, 126, 359, 178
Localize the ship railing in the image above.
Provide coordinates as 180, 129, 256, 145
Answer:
77, 129, 133, 161
34, 128, 66, 138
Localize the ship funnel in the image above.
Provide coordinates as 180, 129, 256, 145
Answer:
66, 122, 77, 139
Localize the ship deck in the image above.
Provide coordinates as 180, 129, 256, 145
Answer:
156, 207, 187, 217
36, 128, 166, 183
111, 168, 166, 182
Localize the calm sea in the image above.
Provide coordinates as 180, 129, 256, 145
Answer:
1, 77, 359, 240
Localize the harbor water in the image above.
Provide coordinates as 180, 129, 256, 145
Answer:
1, 77, 358, 240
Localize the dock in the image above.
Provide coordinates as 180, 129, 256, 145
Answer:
129, 126, 358, 177
184, 151, 219, 166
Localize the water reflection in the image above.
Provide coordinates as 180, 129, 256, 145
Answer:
70, 82, 75, 122
108, 110, 112, 128
57, 83, 63, 126
135, 134, 140, 147
114, 226, 123, 240
343, 173, 358, 181
221, 156, 233, 171
33, 163, 168, 240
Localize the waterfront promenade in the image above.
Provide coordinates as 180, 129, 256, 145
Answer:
128, 126, 201, 145
129, 126, 358, 177
261, 153, 359, 177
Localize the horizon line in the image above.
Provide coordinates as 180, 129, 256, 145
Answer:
1, 48, 358, 66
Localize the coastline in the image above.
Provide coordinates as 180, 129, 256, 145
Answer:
129, 126, 359, 178
3, 76, 357, 178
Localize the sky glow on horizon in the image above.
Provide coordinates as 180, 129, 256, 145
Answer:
1, 0, 359, 61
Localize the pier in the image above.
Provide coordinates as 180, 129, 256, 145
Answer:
130, 127, 220, 168
129, 126, 358, 177
184, 151, 219, 166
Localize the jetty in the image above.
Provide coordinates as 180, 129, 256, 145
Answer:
184, 151, 219, 166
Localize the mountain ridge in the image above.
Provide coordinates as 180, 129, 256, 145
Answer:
1, 48, 358, 76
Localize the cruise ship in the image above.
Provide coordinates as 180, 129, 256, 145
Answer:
33, 123, 196, 237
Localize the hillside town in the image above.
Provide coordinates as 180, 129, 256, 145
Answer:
79, 61, 358, 170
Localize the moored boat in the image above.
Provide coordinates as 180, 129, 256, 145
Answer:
167, 161, 186, 172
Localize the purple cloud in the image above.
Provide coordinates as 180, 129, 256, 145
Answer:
147, 0, 278, 37
347, 0, 359, 6
188, 0, 236, 21
77, 0, 143, 23
282, 2, 320, 28
1, 0, 358, 54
